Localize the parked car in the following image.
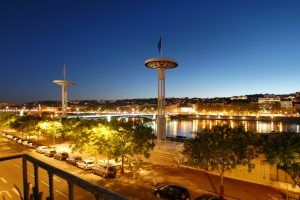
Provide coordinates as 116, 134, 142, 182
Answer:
154, 184, 191, 200
22, 140, 29, 146
54, 152, 69, 160
76, 160, 94, 170
17, 138, 23, 144
10, 136, 17, 141
36, 146, 48, 154
195, 194, 223, 200
27, 143, 38, 149
13, 137, 19, 142
66, 156, 82, 165
44, 149, 56, 157
92, 164, 117, 178
6, 134, 14, 140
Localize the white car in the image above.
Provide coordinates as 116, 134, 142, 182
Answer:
27, 143, 38, 149
36, 146, 48, 154
17, 139, 23, 144
22, 141, 29, 146
6, 134, 13, 140
76, 160, 94, 170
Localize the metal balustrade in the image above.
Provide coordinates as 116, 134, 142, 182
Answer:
0, 154, 127, 200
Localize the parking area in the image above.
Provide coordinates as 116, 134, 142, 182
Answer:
0, 134, 157, 200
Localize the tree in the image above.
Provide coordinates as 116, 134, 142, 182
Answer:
9, 115, 41, 139
107, 120, 156, 174
59, 118, 79, 140
0, 112, 15, 132
262, 131, 300, 186
37, 119, 62, 147
183, 125, 256, 198
71, 120, 156, 174
72, 120, 110, 158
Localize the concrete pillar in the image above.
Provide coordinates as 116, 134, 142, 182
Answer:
157, 68, 166, 140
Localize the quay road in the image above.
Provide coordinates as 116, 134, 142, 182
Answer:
0, 137, 154, 200
0, 138, 96, 200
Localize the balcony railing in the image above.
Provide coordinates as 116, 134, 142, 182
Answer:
0, 154, 127, 200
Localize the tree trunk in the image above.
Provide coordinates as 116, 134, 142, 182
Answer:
62, 132, 65, 141
220, 166, 225, 198
121, 155, 124, 174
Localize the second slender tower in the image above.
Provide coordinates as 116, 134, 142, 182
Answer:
53, 65, 76, 117
145, 36, 178, 139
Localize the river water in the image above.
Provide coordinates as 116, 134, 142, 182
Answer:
148, 119, 300, 138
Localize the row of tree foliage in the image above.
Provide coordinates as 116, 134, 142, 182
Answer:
0, 113, 155, 173
183, 125, 300, 198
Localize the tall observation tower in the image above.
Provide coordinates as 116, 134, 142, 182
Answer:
145, 36, 178, 139
53, 65, 76, 117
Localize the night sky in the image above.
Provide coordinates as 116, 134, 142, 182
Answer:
1, 0, 300, 103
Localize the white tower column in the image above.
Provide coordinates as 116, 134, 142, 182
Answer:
158, 68, 166, 115
54, 80, 75, 117
61, 84, 68, 117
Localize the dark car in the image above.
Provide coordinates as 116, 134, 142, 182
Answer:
54, 152, 69, 160
44, 149, 56, 157
66, 156, 82, 165
154, 184, 190, 200
195, 194, 223, 200
92, 164, 117, 178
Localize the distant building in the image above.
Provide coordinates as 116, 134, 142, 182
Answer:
0, 103, 9, 109
177, 106, 196, 114
280, 101, 293, 109
44, 106, 59, 112
294, 92, 300, 97
230, 96, 247, 100
258, 97, 280, 104
166, 103, 196, 114
294, 95, 300, 110
295, 103, 300, 110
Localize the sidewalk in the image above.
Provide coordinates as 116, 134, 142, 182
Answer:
125, 159, 285, 200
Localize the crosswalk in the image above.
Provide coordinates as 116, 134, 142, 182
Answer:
0, 173, 66, 199
0, 177, 8, 183
0, 190, 13, 199
0, 175, 21, 199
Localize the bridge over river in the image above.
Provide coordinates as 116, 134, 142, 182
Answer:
67, 113, 164, 120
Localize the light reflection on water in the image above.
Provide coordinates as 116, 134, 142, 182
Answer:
149, 119, 300, 138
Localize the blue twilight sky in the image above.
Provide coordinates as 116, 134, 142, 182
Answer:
0, 0, 300, 103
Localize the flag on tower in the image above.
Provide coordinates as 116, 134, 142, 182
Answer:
158, 35, 162, 56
